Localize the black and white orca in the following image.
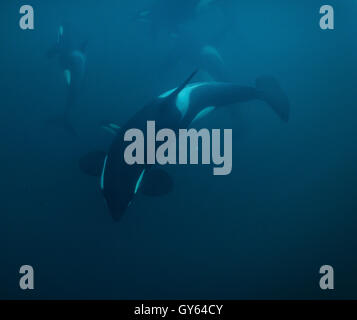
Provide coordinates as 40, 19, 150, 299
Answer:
80, 71, 290, 221
47, 25, 87, 135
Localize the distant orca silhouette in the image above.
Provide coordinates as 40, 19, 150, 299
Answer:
80, 71, 290, 221
162, 32, 229, 83
135, 0, 232, 84
47, 25, 87, 136
134, 0, 215, 39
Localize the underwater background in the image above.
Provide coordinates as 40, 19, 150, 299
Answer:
0, 0, 356, 299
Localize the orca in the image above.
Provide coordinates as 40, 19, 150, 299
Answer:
134, 0, 211, 39
162, 32, 229, 82
196, 0, 218, 14
80, 71, 290, 221
47, 25, 87, 135
134, 0, 231, 82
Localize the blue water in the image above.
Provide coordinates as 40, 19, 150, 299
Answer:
0, 0, 356, 299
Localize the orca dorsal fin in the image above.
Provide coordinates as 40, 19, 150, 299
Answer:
168, 69, 199, 100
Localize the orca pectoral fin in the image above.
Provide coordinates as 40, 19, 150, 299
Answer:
101, 123, 121, 135
109, 123, 120, 130
79, 151, 107, 177
102, 126, 117, 135
140, 168, 174, 197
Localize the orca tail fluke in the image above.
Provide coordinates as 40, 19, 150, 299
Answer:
47, 115, 77, 136
256, 76, 290, 122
